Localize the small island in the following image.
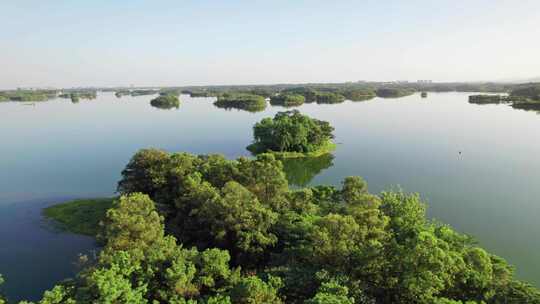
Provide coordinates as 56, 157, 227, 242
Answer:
314, 91, 346, 104
150, 94, 180, 109
213, 93, 267, 112
247, 110, 336, 158
269, 93, 305, 107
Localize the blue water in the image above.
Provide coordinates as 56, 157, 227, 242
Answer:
1, 92, 540, 301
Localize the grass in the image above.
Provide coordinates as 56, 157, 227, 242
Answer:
43, 197, 115, 236
247, 140, 336, 159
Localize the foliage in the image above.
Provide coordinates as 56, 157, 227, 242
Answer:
339, 88, 376, 101
30, 193, 283, 303
375, 88, 415, 98
0, 274, 5, 304
59, 91, 97, 100
214, 93, 267, 112
270, 94, 306, 107
17, 148, 540, 303
468, 95, 506, 104
0, 90, 57, 102
248, 110, 335, 156
150, 94, 180, 109
509, 84, 540, 110
43, 198, 115, 236
314, 92, 346, 104
510, 84, 540, 101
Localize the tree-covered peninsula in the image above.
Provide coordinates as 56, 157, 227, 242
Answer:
214, 93, 267, 112
509, 84, 540, 110
150, 94, 180, 109
247, 110, 336, 158
27, 148, 540, 303
270, 93, 306, 107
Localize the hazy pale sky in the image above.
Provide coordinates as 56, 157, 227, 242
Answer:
1, 0, 540, 88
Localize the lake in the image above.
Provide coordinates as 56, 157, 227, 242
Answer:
1, 92, 539, 301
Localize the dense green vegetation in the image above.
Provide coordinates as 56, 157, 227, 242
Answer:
0, 275, 5, 304
191, 91, 217, 97
421, 92, 427, 98
375, 88, 415, 98
59, 91, 97, 103
509, 84, 540, 110
13, 148, 539, 303
43, 198, 115, 236
270, 94, 306, 107
247, 110, 335, 157
314, 92, 346, 104
339, 88, 376, 101
281, 87, 319, 103
214, 93, 267, 112
466, 85, 540, 110
115, 89, 159, 98
468, 95, 506, 104
0, 90, 57, 102
150, 94, 180, 109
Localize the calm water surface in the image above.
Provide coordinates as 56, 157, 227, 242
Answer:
1, 92, 540, 301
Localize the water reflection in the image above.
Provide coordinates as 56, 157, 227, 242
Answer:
281, 154, 334, 187
213, 102, 267, 113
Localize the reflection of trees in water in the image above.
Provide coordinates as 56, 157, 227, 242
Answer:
281, 153, 334, 187
213, 103, 266, 113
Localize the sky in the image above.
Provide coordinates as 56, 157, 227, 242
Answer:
1, 0, 540, 88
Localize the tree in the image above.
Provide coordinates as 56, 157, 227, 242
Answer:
305, 281, 355, 304
197, 181, 278, 265
228, 275, 283, 304
117, 148, 171, 197
99, 193, 165, 259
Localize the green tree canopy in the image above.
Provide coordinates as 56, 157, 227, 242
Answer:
248, 110, 335, 154
150, 94, 180, 109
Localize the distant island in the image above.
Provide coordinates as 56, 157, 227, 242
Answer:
467, 84, 540, 111
0, 89, 57, 102
150, 94, 180, 109
214, 93, 267, 112
269, 93, 305, 107
247, 110, 336, 158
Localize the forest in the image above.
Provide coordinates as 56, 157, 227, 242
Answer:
5, 149, 540, 303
